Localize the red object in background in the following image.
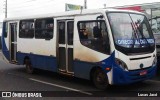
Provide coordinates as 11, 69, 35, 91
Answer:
118, 6, 142, 12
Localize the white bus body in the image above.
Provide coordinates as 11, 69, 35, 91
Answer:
2, 9, 157, 89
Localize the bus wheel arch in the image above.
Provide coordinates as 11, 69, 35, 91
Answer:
90, 66, 109, 90
24, 56, 34, 74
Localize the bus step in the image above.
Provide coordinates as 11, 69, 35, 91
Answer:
59, 70, 74, 76
10, 60, 18, 64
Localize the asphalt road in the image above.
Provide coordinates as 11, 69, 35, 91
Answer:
0, 52, 160, 99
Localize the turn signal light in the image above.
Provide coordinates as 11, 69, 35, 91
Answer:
105, 67, 111, 71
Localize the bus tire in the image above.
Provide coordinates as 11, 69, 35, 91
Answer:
92, 68, 109, 90
25, 59, 34, 74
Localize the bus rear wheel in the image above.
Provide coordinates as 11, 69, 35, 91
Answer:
25, 59, 34, 74
92, 68, 109, 90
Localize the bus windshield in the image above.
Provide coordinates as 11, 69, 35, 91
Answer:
107, 12, 155, 54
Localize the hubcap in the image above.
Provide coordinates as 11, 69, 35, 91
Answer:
97, 72, 105, 84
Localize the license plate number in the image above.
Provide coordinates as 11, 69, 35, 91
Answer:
140, 70, 147, 76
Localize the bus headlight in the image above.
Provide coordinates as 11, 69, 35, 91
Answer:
115, 58, 128, 71
152, 57, 157, 67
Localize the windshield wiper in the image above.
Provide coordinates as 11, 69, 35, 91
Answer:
130, 14, 152, 49
129, 15, 143, 49
134, 21, 152, 49
130, 22, 136, 49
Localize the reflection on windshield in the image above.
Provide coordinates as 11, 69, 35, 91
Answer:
108, 13, 154, 48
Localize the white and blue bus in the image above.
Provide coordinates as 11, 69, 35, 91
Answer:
1, 9, 157, 89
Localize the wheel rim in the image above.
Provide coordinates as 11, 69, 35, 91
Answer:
96, 72, 106, 84
93, 69, 108, 89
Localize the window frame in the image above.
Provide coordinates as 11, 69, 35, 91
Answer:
107, 12, 155, 55
19, 19, 35, 38
35, 18, 54, 39
77, 20, 110, 54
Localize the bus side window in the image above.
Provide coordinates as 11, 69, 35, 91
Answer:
35, 18, 54, 40
19, 20, 34, 38
78, 20, 110, 54
79, 23, 88, 39
93, 24, 102, 38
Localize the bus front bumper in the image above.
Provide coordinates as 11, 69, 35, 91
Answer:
112, 65, 157, 85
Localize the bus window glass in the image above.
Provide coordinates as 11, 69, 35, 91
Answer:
78, 20, 109, 54
67, 21, 74, 45
130, 14, 151, 38
107, 13, 155, 54
19, 20, 34, 38
4, 22, 8, 38
58, 22, 65, 44
108, 13, 154, 48
35, 18, 53, 39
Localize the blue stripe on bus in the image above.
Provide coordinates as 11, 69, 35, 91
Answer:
16, 52, 57, 72
17, 52, 93, 79
16, 51, 156, 84
112, 63, 157, 85
1, 37, 10, 60
16, 52, 115, 80
16, 52, 113, 80
74, 60, 97, 79
96, 51, 156, 85
74, 52, 115, 80
1, 22, 10, 61
100, 51, 115, 72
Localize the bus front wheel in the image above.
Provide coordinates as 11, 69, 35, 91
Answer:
25, 59, 34, 74
92, 68, 109, 90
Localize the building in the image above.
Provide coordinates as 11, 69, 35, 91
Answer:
113, 2, 160, 19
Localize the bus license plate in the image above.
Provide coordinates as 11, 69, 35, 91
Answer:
140, 70, 147, 76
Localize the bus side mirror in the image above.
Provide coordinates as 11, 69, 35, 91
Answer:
96, 15, 104, 20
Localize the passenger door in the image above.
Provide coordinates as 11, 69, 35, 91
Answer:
9, 22, 18, 62
57, 19, 74, 75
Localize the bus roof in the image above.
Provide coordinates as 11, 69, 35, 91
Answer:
4, 8, 144, 21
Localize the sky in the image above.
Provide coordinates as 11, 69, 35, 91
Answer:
0, 0, 160, 20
